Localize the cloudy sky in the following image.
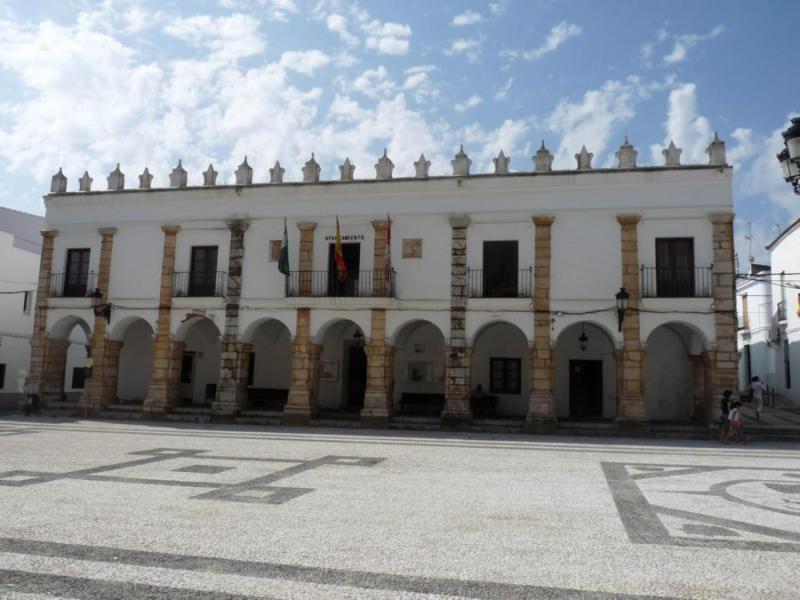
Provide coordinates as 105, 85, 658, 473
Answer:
0, 0, 797, 264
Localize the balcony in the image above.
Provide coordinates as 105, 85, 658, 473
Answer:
173, 271, 227, 297
778, 300, 787, 322
285, 270, 395, 298
48, 271, 97, 298
640, 266, 712, 298
467, 268, 532, 298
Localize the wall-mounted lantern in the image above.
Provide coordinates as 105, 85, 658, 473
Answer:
615, 287, 630, 332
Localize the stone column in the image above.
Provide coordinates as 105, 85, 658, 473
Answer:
41, 338, 69, 404
82, 227, 117, 413
443, 215, 472, 427
284, 308, 320, 425
361, 308, 394, 427
167, 341, 186, 406
25, 229, 58, 410
144, 225, 180, 415
527, 215, 557, 433
616, 215, 647, 432
103, 340, 123, 407
709, 213, 738, 419
371, 219, 390, 295
214, 220, 249, 418
297, 222, 316, 296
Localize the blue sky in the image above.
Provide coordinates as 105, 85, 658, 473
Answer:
0, 0, 797, 264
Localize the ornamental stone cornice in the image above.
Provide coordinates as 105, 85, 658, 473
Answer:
532, 215, 555, 226
161, 224, 181, 235
297, 221, 317, 231
98, 227, 118, 237
616, 214, 641, 226
448, 214, 471, 228
708, 213, 734, 224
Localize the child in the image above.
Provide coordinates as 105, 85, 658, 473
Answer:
727, 401, 747, 444
719, 390, 732, 443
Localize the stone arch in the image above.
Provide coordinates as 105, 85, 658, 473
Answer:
470, 320, 530, 417
315, 318, 366, 412
45, 315, 92, 402
49, 315, 91, 341
644, 322, 705, 421
554, 321, 617, 419
241, 318, 292, 409
114, 318, 155, 403
391, 319, 446, 415
174, 316, 222, 405
313, 316, 368, 345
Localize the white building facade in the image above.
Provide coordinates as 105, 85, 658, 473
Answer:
0, 207, 44, 410
735, 265, 773, 394
26, 137, 737, 431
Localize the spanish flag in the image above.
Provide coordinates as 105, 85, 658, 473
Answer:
334, 216, 348, 283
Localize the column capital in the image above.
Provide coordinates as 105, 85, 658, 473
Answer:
161, 224, 181, 235
708, 212, 734, 225
532, 215, 555, 227
98, 227, 118, 237
40, 229, 59, 239
616, 214, 641, 226
448, 214, 471, 228
226, 219, 250, 233
297, 221, 317, 232
371, 218, 390, 230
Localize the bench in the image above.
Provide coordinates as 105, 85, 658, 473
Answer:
247, 388, 289, 411
400, 392, 445, 415
472, 394, 498, 418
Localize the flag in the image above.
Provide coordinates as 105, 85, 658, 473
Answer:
278, 218, 290, 276
334, 216, 348, 283
384, 214, 392, 294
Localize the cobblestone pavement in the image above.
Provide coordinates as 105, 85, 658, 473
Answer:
0, 418, 799, 599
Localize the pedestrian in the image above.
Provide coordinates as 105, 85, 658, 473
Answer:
750, 376, 765, 420
727, 401, 747, 444
719, 389, 732, 443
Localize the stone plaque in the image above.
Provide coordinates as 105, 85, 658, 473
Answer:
402, 238, 422, 258
269, 240, 281, 262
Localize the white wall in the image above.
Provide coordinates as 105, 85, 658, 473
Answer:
182, 318, 221, 404
109, 224, 162, 300
392, 322, 445, 407
116, 319, 154, 401
249, 320, 291, 389
470, 322, 529, 416
554, 323, 617, 419
645, 326, 693, 420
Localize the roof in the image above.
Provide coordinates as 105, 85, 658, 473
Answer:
0, 206, 44, 254
766, 217, 800, 251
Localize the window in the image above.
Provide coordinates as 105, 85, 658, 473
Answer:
482, 241, 518, 297
23, 291, 32, 315
490, 357, 521, 394
71, 366, 86, 390
0, 364, 5, 389
189, 246, 218, 296
64, 248, 90, 297
655, 238, 694, 297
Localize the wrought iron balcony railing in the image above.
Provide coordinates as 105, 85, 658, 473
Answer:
640, 266, 713, 298
172, 271, 227, 297
285, 270, 395, 298
466, 268, 532, 298
48, 271, 97, 298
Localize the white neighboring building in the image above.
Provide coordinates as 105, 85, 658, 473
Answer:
0, 207, 43, 410
765, 220, 800, 403
26, 136, 737, 431
735, 264, 773, 393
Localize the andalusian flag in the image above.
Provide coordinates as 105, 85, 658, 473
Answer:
278, 218, 289, 275
384, 214, 392, 294
334, 216, 348, 282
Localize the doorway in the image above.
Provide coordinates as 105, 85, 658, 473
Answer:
180, 351, 196, 403
346, 344, 367, 409
569, 359, 603, 419
482, 241, 518, 297
328, 243, 361, 296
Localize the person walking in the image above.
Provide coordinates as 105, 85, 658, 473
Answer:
750, 376, 765, 420
719, 390, 732, 443
727, 401, 747, 444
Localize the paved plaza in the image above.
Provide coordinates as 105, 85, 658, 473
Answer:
0, 418, 798, 598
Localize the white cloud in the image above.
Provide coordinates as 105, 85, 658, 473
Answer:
493, 77, 513, 101
326, 13, 358, 47
164, 13, 264, 61
403, 65, 438, 103
503, 21, 582, 61
663, 25, 726, 64
460, 118, 531, 172
455, 94, 483, 112
489, 0, 510, 15
350, 66, 396, 100
452, 10, 483, 27
218, 0, 298, 21
444, 37, 483, 62
279, 50, 331, 75
649, 83, 713, 164
363, 20, 411, 55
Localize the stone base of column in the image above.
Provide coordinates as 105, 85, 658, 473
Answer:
143, 383, 170, 417
212, 383, 244, 420
360, 406, 391, 429
282, 402, 312, 426
441, 408, 472, 430
525, 415, 558, 434
80, 381, 105, 415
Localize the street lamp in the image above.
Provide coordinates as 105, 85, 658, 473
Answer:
615, 287, 630, 332
353, 329, 364, 347
90, 288, 112, 323
578, 324, 588, 352
777, 117, 800, 195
